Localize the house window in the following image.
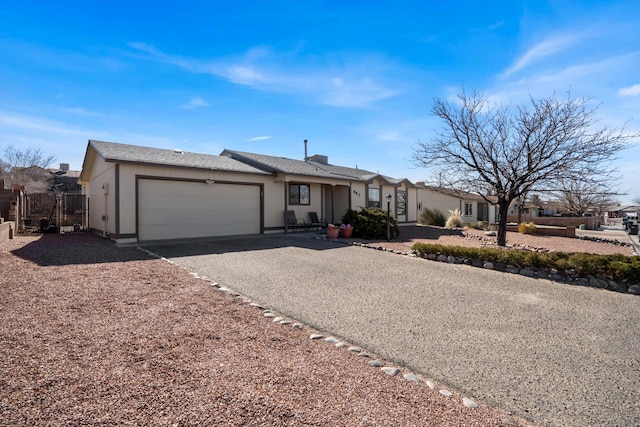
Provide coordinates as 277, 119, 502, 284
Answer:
464, 202, 473, 216
289, 184, 310, 205
396, 190, 407, 215
367, 188, 380, 208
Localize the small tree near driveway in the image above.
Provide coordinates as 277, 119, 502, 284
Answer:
412, 89, 634, 247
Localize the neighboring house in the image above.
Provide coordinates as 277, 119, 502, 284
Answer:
606, 205, 639, 219
49, 163, 82, 193
1, 163, 81, 194
620, 205, 640, 218
415, 184, 498, 224
507, 202, 541, 222
605, 205, 624, 218
79, 140, 417, 244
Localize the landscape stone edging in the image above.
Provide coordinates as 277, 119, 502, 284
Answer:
350, 242, 640, 296
137, 245, 488, 417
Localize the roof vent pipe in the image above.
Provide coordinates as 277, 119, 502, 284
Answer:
304, 139, 308, 161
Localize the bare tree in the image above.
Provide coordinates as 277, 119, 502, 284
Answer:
633, 197, 640, 206
529, 194, 545, 209
412, 89, 633, 246
0, 145, 56, 192
553, 178, 619, 216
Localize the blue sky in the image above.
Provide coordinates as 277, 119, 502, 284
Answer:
1, 0, 639, 205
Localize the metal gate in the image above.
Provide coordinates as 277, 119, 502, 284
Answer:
25, 193, 87, 232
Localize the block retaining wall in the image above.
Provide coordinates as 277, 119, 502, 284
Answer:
0, 218, 15, 245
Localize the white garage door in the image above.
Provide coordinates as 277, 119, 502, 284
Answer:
138, 179, 260, 241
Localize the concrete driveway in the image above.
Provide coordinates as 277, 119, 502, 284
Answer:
145, 235, 640, 427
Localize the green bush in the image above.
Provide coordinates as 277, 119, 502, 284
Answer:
342, 207, 399, 239
411, 243, 639, 282
419, 207, 446, 226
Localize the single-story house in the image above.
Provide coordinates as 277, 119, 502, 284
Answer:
415, 183, 498, 224
507, 202, 542, 222
79, 140, 417, 244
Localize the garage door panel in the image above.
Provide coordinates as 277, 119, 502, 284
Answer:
138, 179, 260, 241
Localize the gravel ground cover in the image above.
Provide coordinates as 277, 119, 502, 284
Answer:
1, 233, 524, 426
149, 230, 640, 427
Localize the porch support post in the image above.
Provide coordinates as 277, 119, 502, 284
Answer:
284, 181, 289, 233
331, 185, 335, 224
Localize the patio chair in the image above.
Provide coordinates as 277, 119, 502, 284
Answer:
286, 210, 308, 232
308, 212, 326, 231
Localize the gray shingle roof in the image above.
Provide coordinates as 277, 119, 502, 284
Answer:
419, 184, 488, 201
88, 140, 270, 175
84, 141, 412, 184
221, 149, 388, 182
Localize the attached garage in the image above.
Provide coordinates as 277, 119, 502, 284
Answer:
137, 178, 262, 242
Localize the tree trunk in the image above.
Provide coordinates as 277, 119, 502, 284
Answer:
497, 201, 510, 247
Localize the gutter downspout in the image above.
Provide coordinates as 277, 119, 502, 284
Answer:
331, 185, 335, 224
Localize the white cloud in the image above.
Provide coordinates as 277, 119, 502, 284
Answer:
487, 51, 640, 107
488, 20, 504, 30
376, 130, 400, 141
618, 84, 640, 97
126, 42, 400, 108
246, 136, 272, 142
503, 33, 582, 76
180, 97, 209, 110
59, 107, 105, 117
0, 112, 94, 136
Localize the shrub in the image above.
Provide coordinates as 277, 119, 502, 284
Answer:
341, 207, 399, 239
466, 221, 486, 230
445, 209, 463, 228
518, 222, 537, 234
411, 243, 639, 282
419, 207, 446, 226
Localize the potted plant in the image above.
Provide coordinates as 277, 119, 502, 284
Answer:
340, 223, 353, 238
326, 223, 340, 239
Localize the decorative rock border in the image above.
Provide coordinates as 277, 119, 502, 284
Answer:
350, 242, 640, 296
575, 234, 634, 247
138, 245, 485, 415
211, 274, 484, 412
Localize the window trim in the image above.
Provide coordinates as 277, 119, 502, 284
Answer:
289, 183, 310, 205
396, 190, 407, 216
464, 202, 473, 216
367, 188, 381, 208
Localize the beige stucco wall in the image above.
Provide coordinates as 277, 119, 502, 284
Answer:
82, 152, 116, 238
406, 187, 418, 223
416, 188, 481, 223
417, 188, 460, 215
278, 181, 325, 230
350, 182, 367, 210
263, 180, 286, 232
